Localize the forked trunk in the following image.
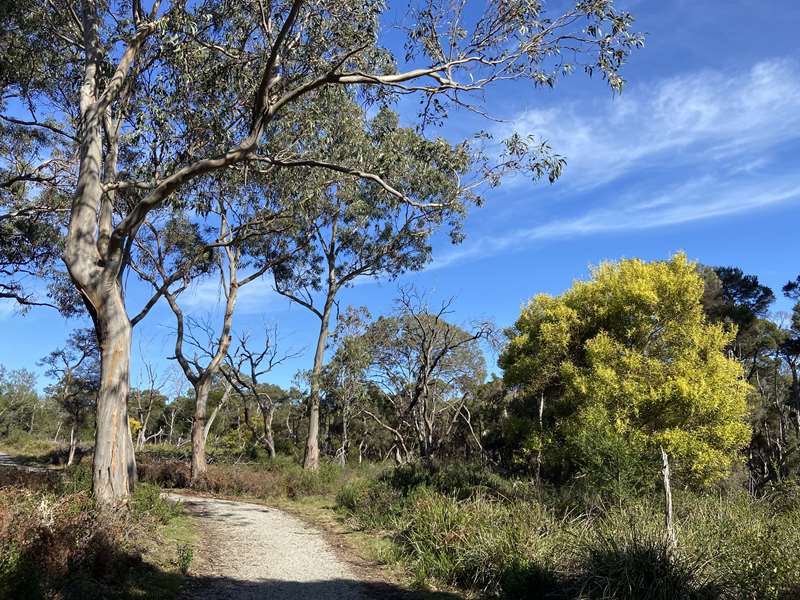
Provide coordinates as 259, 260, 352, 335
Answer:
191, 378, 212, 484
92, 294, 136, 506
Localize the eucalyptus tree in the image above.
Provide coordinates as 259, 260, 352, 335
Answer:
273, 96, 482, 468
319, 306, 373, 464
2, 0, 641, 504
39, 329, 100, 465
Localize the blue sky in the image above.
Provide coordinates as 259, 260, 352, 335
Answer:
3, 0, 800, 393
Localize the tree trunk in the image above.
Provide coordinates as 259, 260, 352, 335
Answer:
536, 391, 545, 481
660, 447, 677, 549
358, 439, 366, 464
263, 405, 276, 459
303, 300, 333, 470
337, 410, 349, 466
67, 424, 77, 466
191, 378, 212, 484
92, 296, 136, 506
167, 410, 176, 445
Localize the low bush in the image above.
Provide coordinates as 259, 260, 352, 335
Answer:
384, 461, 532, 501
576, 525, 718, 599
336, 478, 405, 530
138, 454, 380, 501
679, 492, 800, 600
0, 467, 187, 599
396, 489, 561, 596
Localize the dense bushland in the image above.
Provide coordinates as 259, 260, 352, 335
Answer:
134, 453, 800, 599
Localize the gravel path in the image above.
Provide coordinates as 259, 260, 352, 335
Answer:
0, 450, 50, 472
168, 493, 374, 600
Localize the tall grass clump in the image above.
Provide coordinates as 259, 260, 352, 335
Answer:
678, 491, 800, 599
396, 489, 563, 597
575, 520, 718, 599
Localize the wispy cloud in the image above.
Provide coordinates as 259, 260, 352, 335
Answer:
498, 58, 800, 190
427, 58, 800, 270
432, 173, 800, 270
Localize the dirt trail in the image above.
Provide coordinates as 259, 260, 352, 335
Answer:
168, 493, 412, 600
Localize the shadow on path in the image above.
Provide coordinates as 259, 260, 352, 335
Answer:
177, 575, 463, 600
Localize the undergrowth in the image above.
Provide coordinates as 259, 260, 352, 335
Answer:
134, 454, 800, 599
0, 465, 189, 599
335, 462, 800, 599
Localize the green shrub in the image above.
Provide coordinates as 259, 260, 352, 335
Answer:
383, 462, 533, 502
132, 483, 183, 524
336, 479, 404, 530
176, 543, 193, 575
394, 489, 561, 597
681, 491, 800, 599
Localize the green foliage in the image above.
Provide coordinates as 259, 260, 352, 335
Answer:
679, 491, 800, 600
500, 254, 751, 489
175, 544, 193, 576
132, 483, 184, 525
336, 479, 405, 530
578, 526, 716, 600
396, 489, 558, 596
384, 462, 530, 502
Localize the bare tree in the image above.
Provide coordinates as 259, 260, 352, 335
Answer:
361, 289, 492, 463
130, 360, 169, 451
224, 327, 300, 458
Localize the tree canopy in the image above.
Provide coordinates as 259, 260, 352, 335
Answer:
500, 254, 751, 488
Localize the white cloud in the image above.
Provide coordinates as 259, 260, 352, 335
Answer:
431, 173, 800, 270
424, 58, 800, 271
499, 58, 800, 190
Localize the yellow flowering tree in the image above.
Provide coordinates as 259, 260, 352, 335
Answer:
500, 253, 751, 488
